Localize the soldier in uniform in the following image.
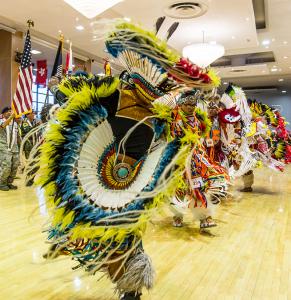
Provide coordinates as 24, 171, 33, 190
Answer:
0, 107, 20, 191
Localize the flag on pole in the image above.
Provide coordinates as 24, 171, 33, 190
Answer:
51, 38, 63, 79
65, 42, 73, 75
12, 30, 33, 117
36, 59, 47, 86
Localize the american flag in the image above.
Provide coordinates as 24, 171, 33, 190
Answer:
12, 30, 33, 117
51, 39, 63, 78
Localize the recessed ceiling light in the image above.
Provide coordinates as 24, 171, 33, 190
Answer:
262, 39, 270, 46
245, 17, 250, 21
75, 17, 79, 21
93, 35, 97, 39
278, 78, 284, 82
31, 50, 41, 55
272, 38, 276, 42
66, 39, 70, 43
283, 41, 288, 45
76, 25, 84, 31
282, 90, 287, 93
124, 17, 131, 22
271, 68, 278, 72
231, 36, 236, 40
284, 56, 288, 59
64, 0, 123, 19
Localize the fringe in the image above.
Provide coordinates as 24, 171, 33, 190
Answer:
115, 250, 155, 294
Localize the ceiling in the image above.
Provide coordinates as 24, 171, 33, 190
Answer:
0, 0, 291, 95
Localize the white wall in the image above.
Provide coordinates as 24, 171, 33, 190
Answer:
246, 92, 291, 130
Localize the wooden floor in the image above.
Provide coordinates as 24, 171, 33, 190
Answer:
0, 167, 291, 300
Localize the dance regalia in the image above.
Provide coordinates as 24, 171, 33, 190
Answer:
169, 102, 228, 212
248, 99, 291, 165
205, 116, 225, 166
219, 84, 287, 180
37, 19, 221, 297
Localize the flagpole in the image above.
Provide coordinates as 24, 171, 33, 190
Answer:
44, 87, 49, 105
8, 118, 15, 150
27, 19, 34, 29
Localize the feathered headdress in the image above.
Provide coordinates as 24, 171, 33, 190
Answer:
106, 19, 220, 91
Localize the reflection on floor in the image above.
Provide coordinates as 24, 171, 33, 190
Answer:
0, 166, 291, 300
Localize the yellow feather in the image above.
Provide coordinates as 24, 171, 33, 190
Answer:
60, 211, 75, 230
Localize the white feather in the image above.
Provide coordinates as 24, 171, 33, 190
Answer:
77, 118, 167, 208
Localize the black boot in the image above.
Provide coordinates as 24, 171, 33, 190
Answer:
25, 179, 34, 187
7, 183, 18, 190
240, 187, 253, 192
120, 292, 142, 300
0, 184, 9, 191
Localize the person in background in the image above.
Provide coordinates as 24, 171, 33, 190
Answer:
0, 107, 20, 191
20, 110, 41, 159
170, 91, 227, 229
14, 117, 22, 150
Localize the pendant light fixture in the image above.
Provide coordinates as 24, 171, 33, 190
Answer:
182, 31, 225, 68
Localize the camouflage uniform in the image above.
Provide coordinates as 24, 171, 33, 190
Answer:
20, 118, 39, 159
0, 119, 20, 186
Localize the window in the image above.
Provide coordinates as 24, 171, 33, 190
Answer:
32, 74, 55, 116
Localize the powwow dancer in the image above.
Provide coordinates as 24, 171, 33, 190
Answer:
37, 18, 222, 299
219, 84, 286, 192
169, 90, 229, 229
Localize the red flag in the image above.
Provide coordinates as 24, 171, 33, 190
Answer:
36, 60, 47, 86
65, 52, 69, 73
65, 42, 73, 75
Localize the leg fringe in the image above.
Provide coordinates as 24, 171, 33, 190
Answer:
116, 251, 155, 294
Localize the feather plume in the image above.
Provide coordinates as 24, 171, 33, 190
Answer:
155, 16, 166, 34
166, 22, 179, 40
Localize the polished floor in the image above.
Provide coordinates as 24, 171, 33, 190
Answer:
0, 166, 291, 300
